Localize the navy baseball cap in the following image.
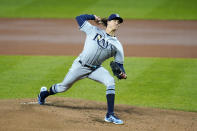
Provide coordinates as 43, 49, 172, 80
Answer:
108, 14, 123, 23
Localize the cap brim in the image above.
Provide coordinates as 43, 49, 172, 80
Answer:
113, 17, 123, 23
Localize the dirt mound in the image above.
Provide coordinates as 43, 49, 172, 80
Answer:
0, 97, 196, 131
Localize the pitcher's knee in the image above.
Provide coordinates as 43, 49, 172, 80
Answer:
104, 77, 115, 87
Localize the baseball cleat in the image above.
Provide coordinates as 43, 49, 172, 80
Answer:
104, 114, 123, 124
38, 94, 45, 105
37, 87, 49, 105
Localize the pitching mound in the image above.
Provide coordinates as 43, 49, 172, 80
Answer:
0, 97, 196, 131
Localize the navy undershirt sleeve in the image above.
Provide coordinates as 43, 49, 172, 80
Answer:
115, 62, 126, 73
75, 14, 95, 27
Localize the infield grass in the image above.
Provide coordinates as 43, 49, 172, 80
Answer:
0, 0, 197, 20
0, 55, 197, 112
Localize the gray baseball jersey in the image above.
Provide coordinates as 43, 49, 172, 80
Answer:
79, 21, 124, 66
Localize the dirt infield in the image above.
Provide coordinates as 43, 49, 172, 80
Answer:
0, 98, 196, 131
0, 19, 197, 131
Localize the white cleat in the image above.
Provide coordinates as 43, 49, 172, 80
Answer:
104, 114, 124, 124
37, 87, 48, 105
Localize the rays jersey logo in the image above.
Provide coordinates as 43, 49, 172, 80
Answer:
93, 33, 109, 49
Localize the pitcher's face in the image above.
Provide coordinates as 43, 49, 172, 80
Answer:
107, 19, 120, 31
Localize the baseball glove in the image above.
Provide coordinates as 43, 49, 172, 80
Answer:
110, 61, 127, 79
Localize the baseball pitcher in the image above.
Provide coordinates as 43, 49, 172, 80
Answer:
38, 14, 127, 124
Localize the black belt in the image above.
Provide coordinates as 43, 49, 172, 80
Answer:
79, 60, 99, 70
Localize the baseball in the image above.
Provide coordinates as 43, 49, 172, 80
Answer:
40, 86, 47, 92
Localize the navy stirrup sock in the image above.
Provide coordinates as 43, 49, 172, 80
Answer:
106, 94, 115, 117
49, 87, 55, 95
40, 90, 50, 98
49, 84, 57, 95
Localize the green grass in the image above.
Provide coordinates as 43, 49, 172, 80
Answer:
0, 0, 197, 20
0, 55, 197, 112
